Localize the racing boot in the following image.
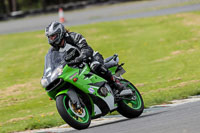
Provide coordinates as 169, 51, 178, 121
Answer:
110, 75, 126, 94
91, 63, 125, 93
110, 76, 135, 97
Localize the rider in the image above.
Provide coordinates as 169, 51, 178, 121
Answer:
45, 21, 124, 92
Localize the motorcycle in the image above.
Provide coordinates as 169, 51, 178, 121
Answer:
41, 52, 144, 130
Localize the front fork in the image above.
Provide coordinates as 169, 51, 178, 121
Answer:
56, 88, 82, 109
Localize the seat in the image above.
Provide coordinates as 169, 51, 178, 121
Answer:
104, 54, 119, 68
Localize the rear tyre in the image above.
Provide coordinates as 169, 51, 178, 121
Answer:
56, 95, 91, 130
117, 80, 144, 118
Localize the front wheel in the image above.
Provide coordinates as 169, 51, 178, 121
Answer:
117, 80, 144, 118
56, 95, 91, 130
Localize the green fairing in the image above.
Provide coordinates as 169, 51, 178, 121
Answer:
46, 82, 66, 100
46, 64, 107, 104
60, 64, 106, 94
46, 64, 118, 101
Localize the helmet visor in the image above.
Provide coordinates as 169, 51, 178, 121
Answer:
48, 34, 58, 42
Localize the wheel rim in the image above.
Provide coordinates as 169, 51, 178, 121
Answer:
121, 81, 142, 110
63, 95, 90, 123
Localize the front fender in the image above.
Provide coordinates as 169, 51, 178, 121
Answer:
56, 89, 69, 97
56, 88, 82, 109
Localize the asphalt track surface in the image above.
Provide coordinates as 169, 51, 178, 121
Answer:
68, 100, 200, 133
24, 97, 200, 133
1, 0, 200, 34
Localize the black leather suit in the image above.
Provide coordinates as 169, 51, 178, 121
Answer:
47, 32, 113, 82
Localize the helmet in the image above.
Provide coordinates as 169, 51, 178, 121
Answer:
45, 21, 66, 49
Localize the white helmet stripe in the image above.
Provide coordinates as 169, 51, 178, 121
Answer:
74, 33, 79, 40
49, 22, 55, 33
78, 38, 85, 43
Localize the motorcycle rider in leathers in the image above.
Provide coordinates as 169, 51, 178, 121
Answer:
44, 21, 124, 92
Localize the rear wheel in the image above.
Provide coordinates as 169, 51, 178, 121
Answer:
56, 95, 91, 130
117, 80, 144, 118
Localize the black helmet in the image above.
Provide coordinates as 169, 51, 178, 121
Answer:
45, 21, 66, 49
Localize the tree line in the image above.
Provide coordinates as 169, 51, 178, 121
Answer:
0, 0, 115, 16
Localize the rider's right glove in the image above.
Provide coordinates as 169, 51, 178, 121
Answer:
67, 56, 83, 65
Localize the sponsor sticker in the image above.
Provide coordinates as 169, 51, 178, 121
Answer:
88, 87, 95, 94
70, 72, 78, 80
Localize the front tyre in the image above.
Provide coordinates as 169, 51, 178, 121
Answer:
117, 80, 144, 118
56, 95, 91, 130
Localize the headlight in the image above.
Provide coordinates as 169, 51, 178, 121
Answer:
41, 78, 49, 88
50, 66, 63, 81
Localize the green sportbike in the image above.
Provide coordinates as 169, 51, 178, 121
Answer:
41, 53, 144, 130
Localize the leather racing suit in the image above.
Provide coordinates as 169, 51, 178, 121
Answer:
47, 32, 114, 83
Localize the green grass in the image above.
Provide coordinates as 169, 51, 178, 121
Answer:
1, 11, 200, 132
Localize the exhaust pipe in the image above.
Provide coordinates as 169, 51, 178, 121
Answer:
119, 89, 133, 96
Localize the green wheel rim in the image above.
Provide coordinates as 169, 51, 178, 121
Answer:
63, 95, 90, 123
121, 81, 142, 110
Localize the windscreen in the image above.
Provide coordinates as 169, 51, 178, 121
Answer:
42, 46, 80, 80
43, 50, 64, 78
